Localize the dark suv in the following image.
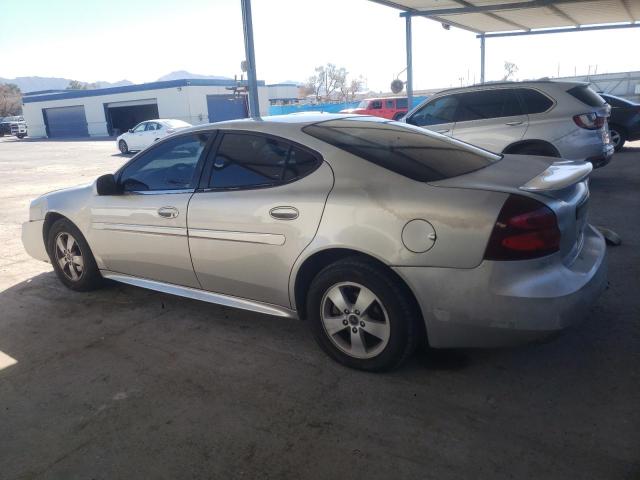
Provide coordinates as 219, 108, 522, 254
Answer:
599, 93, 640, 151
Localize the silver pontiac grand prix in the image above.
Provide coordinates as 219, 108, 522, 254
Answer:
22, 114, 607, 371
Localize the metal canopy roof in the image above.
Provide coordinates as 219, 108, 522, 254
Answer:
371, 0, 640, 35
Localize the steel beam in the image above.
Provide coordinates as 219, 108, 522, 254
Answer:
405, 15, 413, 110
400, 0, 585, 17
240, 0, 260, 118
477, 22, 640, 38
480, 35, 486, 84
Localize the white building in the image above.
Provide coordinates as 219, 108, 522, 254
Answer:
22, 79, 271, 138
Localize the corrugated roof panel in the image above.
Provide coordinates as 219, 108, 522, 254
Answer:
439, 11, 518, 32
496, 6, 577, 29
557, 0, 639, 24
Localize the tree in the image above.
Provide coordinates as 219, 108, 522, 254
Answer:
0, 83, 22, 117
304, 63, 359, 102
66, 80, 88, 90
503, 61, 519, 81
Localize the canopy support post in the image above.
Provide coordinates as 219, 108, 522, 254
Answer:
241, 0, 260, 118
405, 15, 413, 109
480, 34, 486, 84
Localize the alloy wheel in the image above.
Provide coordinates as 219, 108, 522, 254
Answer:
610, 129, 621, 149
320, 282, 390, 359
54, 232, 84, 281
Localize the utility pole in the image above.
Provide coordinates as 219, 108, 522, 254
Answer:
240, 0, 260, 117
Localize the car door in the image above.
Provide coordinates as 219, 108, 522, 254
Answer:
187, 131, 334, 308
89, 132, 213, 287
139, 122, 160, 150
129, 122, 148, 150
451, 89, 528, 152
405, 95, 458, 136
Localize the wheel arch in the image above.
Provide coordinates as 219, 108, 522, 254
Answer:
291, 247, 425, 336
503, 139, 561, 157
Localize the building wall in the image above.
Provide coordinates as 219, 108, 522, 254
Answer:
23, 85, 271, 138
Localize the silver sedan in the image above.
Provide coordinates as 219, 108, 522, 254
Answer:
22, 114, 607, 371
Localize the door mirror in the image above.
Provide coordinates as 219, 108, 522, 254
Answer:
128, 128, 134, 133
96, 173, 122, 195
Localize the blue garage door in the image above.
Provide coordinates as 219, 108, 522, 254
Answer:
44, 105, 89, 138
207, 95, 248, 123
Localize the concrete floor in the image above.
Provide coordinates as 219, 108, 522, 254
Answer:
0, 136, 638, 480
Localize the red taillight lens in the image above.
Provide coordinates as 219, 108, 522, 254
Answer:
484, 195, 561, 261
573, 112, 605, 130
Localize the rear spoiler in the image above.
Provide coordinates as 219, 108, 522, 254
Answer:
520, 161, 592, 192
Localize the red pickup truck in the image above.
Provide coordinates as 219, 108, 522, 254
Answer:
340, 97, 408, 120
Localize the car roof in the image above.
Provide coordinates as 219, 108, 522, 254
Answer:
430, 79, 588, 97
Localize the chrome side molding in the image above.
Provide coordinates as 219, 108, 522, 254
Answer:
189, 228, 285, 246
101, 271, 298, 319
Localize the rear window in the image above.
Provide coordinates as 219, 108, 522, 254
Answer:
165, 119, 191, 128
302, 117, 501, 182
396, 98, 408, 108
516, 88, 553, 114
567, 86, 606, 107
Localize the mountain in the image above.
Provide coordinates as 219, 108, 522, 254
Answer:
156, 71, 232, 82
0, 76, 133, 93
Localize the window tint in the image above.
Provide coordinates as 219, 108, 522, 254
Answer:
455, 89, 522, 122
303, 117, 500, 182
120, 133, 210, 191
517, 88, 553, 114
209, 133, 320, 189
408, 95, 459, 126
146, 123, 157, 131
133, 123, 146, 133
396, 98, 408, 108
371, 100, 382, 109
567, 86, 606, 107
385, 99, 394, 108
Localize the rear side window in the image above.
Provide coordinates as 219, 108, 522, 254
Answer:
396, 98, 408, 108
517, 88, 553, 114
208, 133, 321, 189
385, 99, 394, 108
408, 95, 459, 126
567, 86, 606, 107
455, 89, 523, 122
303, 117, 501, 182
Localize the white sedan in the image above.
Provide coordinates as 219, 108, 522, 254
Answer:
117, 119, 191, 153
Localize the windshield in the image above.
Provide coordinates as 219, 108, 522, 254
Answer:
356, 100, 369, 109
303, 116, 500, 182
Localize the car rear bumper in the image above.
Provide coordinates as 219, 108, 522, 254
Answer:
22, 220, 49, 262
587, 143, 614, 168
394, 224, 607, 348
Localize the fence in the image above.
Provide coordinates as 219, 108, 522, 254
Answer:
268, 96, 429, 116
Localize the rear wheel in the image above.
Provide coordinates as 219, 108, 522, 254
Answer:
47, 218, 103, 291
307, 257, 420, 371
16, 133, 26, 139
609, 125, 626, 152
118, 140, 129, 154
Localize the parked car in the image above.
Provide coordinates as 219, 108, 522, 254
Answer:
22, 115, 607, 371
404, 81, 613, 168
598, 93, 640, 151
0, 115, 27, 138
340, 97, 409, 120
116, 119, 192, 153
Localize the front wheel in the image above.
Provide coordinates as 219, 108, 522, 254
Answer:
47, 218, 103, 291
16, 133, 26, 139
307, 257, 420, 371
118, 140, 129, 154
609, 125, 626, 152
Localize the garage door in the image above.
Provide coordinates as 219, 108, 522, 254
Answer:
44, 106, 89, 138
207, 95, 247, 123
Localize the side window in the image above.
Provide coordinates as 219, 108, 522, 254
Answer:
517, 89, 554, 114
371, 100, 382, 110
385, 99, 394, 109
120, 133, 210, 192
408, 96, 459, 126
455, 89, 523, 121
396, 98, 408, 109
208, 133, 320, 189
146, 123, 156, 131
133, 123, 147, 133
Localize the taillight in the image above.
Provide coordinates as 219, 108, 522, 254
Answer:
573, 112, 605, 130
484, 194, 561, 261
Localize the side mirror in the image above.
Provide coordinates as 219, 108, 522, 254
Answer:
128, 129, 134, 133
96, 174, 122, 195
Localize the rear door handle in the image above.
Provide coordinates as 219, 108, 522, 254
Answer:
270, 206, 299, 220
505, 121, 523, 126
158, 206, 179, 219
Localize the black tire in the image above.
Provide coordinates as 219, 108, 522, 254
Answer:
508, 143, 560, 157
118, 140, 129, 154
393, 112, 406, 121
609, 125, 626, 152
47, 218, 103, 291
307, 257, 421, 371
17, 133, 26, 139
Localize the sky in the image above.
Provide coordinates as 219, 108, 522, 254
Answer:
1, 0, 639, 92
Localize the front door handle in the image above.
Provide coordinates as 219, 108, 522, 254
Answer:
158, 206, 179, 219
270, 206, 299, 220
505, 121, 523, 126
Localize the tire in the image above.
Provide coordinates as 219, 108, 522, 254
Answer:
17, 133, 25, 139
118, 140, 129, 154
609, 125, 626, 152
307, 257, 420, 371
47, 218, 103, 291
